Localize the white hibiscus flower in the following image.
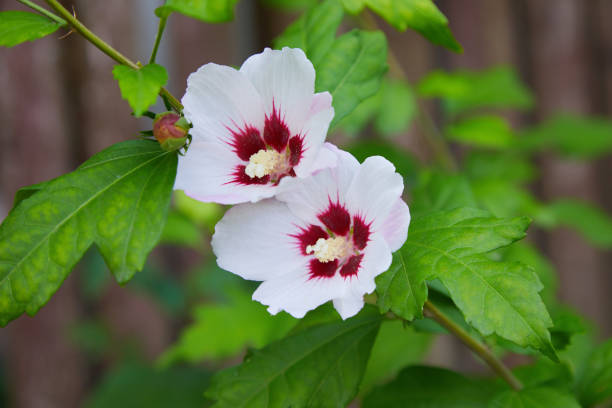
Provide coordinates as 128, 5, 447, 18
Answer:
211, 146, 410, 319
174, 47, 336, 204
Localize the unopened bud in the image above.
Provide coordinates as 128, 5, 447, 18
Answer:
153, 112, 189, 151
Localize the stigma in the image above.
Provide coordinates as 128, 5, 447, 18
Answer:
306, 237, 350, 263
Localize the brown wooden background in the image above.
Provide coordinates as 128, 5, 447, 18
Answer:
0, 0, 611, 406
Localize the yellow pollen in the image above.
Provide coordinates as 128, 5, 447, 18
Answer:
306, 237, 350, 263
245, 149, 284, 178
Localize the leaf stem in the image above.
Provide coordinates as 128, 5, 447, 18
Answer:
16, 0, 66, 25
149, 15, 167, 64
43, 0, 183, 112
423, 300, 523, 391
358, 11, 457, 171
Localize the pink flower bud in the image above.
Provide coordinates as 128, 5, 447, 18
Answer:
153, 112, 189, 151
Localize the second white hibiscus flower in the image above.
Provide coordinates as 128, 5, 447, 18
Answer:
212, 147, 410, 319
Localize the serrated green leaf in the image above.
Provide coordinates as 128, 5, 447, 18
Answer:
519, 114, 612, 158
156, 0, 238, 22
366, 0, 462, 52
376, 250, 427, 320
490, 387, 580, 408
205, 306, 382, 408
112, 64, 168, 117
84, 362, 211, 408
383, 207, 557, 360
0, 11, 62, 48
575, 338, 612, 407
363, 365, 502, 407
159, 289, 296, 366
11, 179, 52, 210
273, 0, 344, 66
446, 115, 514, 149
0, 140, 177, 325
361, 321, 432, 391
536, 199, 612, 249
315, 29, 388, 126
418, 66, 534, 116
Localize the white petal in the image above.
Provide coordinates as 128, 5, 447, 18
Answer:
309, 91, 332, 116
306, 142, 338, 175
175, 141, 275, 205
253, 272, 346, 318
333, 294, 364, 320
182, 63, 265, 143
346, 156, 404, 232
293, 107, 335, 178
211, 199, 308, 281
277, 145, 359, 224
380, 198, 411, 252
240, 47, 315, 135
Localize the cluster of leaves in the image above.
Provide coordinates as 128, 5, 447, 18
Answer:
2, 0, 612, 407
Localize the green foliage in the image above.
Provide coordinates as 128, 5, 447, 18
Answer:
274, 0, 344, 66
112, 64, 168, 117
366, 0, 461, 52
536, 199, 612, 249
361, 321, 432, 390
11, 179, 51, 209
339, 0, 461, 52
376, 207, 557, 360
338, 78, 416, 137
490, 387, 580, 408
205, 306, 382, 408
520, 114, 612, 159
418, 66, 534, 116
275, 0, 388, 126
464, 151, 537, 184
446, 115, 514, 149
84, 362, 212, 408
156, 0, 238, 23
0, 140, 177, 325
0, 11, 62, 48
159, 210, 204, 249
363, 365, 502, 407
574, 339, 612, 407
410, 171, 477, 215
159, 289, 296, 366
173, 191, 224, 233
262, 0, 318, 10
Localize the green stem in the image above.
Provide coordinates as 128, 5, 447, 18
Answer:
423, 300, 523, 391
43, 0, 183, 112
149, 16, 167, 64
17, 0, 66, 25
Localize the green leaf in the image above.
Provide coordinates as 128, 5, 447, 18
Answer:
471, 179, 541, 218
418, 66, 534, 116
575, 338, 612, 407
156, 0, 238, 22
446, 115, 514, 149
112, 64, 168, 117
376, 250, 427, 320
0, 140, 177, 325
274, 0, 344, 66
205, 306, 382, 408
363, 365, 502, 407
385, 207, 557, 360
512, 359, 573, 389
0, 11, 62, 48
490, 387, 580, 408
536, 199, 612, 249
519, 114, 612, 158
315, 29, 388, 126
84, 362, 211, 408
361, 319, 432, 391
341, 0, 366, 13
374, 79, 417, 136
12, 179, 52, 209
365, 0, 462, 52
174, 191, 224, 233
158, 289, 296, 366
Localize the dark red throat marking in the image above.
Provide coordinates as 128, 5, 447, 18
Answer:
318, 201, 351, 236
